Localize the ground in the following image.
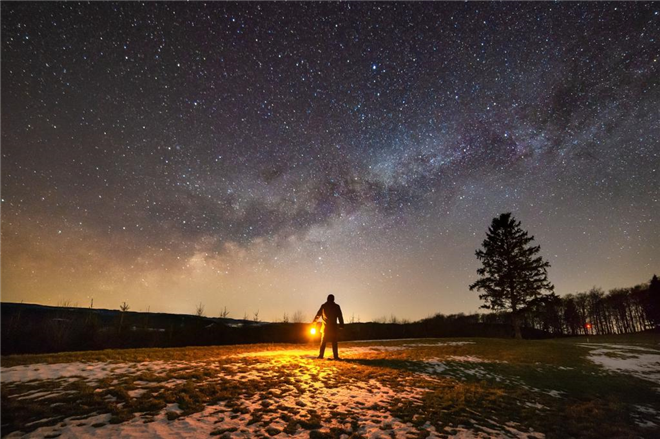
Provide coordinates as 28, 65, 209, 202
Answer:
1, 334, 659, 438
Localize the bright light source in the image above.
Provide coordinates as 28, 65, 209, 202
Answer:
310, 327, 317, 335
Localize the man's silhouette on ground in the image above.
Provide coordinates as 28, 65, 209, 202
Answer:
313, 294, 345, 360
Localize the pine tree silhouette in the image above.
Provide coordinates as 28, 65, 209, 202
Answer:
469, 213, 554, 339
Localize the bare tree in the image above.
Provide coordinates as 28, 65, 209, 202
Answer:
195, 302, 205, 317
282, 313, 289, 323
219, 306, 230, 318
119, 301, 130, 332
243, 312, 249, 321
58, 299, 72, 308
84, 298, 96, 325
292, 310, 305, 323
388, 314, 399, 324
253, 310, 260, 322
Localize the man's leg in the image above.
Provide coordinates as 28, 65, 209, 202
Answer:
332, 333, 339, 359
318, 332, 327, 359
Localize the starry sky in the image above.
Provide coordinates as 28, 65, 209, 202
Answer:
2, 2, 658, 322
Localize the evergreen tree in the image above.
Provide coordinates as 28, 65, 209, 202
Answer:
469, 213, 554, 339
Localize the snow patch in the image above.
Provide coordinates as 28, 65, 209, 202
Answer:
1, 361, 176, 383
448, 355, 503, 363
578, 344, 660, 386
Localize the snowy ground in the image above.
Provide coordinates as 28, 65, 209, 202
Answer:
578, 343, 660, 386
2, 338, 659, 438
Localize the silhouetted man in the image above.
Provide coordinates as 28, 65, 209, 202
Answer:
313, 294, 345, 360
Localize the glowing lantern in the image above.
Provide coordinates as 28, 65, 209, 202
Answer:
310, 327, 317, 335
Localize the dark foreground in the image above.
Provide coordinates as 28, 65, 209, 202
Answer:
1, 334, 659, 438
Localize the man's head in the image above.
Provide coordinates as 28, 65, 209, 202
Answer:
327, 294, 335, 303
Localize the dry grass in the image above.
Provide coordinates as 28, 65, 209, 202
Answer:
2, 335, 659, 438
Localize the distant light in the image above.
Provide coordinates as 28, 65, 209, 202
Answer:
310, 327, 316, 335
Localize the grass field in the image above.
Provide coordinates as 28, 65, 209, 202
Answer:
1, 334, 659, 438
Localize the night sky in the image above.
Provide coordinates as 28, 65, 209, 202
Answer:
2, 2, 658, 321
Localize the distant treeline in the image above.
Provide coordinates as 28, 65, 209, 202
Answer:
480, 276, 660, 336
1, 276, 657, 355
0, 303, 548, 355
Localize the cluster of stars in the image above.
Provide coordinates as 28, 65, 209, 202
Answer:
1, 2, 658, 319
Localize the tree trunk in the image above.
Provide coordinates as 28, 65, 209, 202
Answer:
512, 312, 523, 339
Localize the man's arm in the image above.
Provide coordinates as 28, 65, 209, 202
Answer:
313, 305, 324, 322
338, 305, 345, 328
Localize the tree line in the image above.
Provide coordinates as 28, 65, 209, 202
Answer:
513, 278, 659, 335
470, 212, 659, 338
477, 277, 659, 335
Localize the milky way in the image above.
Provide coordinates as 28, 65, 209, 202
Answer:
2, 2, 658, 320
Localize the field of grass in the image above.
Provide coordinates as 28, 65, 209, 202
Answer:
2, 334, 659, 438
